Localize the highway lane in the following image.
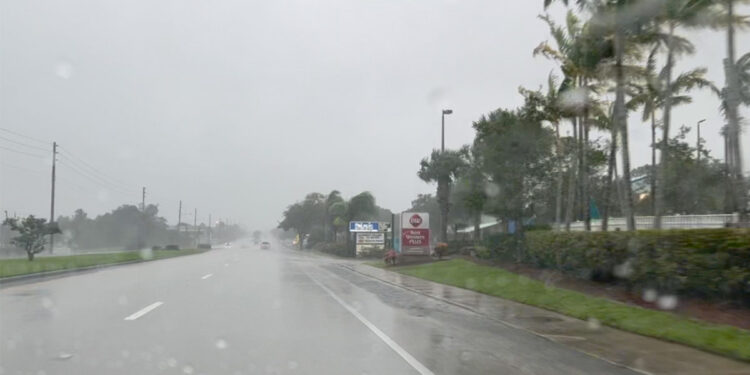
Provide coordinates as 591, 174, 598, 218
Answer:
0, 243, 637, 374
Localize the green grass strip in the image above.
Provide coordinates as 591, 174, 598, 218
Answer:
0, 249, 205, 278
392, 259, 750, 361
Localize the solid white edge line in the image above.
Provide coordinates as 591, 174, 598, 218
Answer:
201, 273, 213, 280
124, 301, 163, 321
306, 272, 435, 375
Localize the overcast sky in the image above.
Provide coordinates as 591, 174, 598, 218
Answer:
1, 0, 748, 230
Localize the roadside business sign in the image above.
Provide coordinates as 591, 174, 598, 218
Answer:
355, 232, 385, 256
349, 221, 380, 233
401, 212, 430, 255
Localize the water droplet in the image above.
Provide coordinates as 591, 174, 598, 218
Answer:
459, 351, 472, 361
167, 358, 177, 367
56, 352, 74, 360
120, 350, 130, 358
587, 317, 601, 330
41, 297, 54, 310
139, 248, 153, 260
287, 360, 298, 370
55, 62, 73, 79
215, 339, 228, 350
642, 289, 658, 303
657, 295, 678, 310
182, 365, 194, 374
484, 183, 500, 198
613, 260, 633, 278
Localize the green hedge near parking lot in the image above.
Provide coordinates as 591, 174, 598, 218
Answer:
481, 229, 750, 303
0, 249, 204, 279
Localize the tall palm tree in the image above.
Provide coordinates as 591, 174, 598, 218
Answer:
712, 0, 750, 221
418, 148, 469, 242
544, 0, 645, 231
652, 0, 714, 229
629, 47, 715, 217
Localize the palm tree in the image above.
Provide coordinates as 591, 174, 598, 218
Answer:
652, 0, 714, 229
712, 0, 750, 221
629, 47, 715, 219
324, 190, 343, 241
418, 148, 469, 242
536, 10, 612, 231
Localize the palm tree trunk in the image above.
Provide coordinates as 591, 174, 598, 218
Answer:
724, 0, 748, 223
437, 178, 450, 242
554, 123, 564, 230
614, 11, 636, 231
564, 118, 578, 231
602, 125, 618, 231
651, 111, 657, 216
655, 22, 675, 230
582, 83, 591, 231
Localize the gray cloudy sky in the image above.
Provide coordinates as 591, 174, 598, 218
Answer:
1, 0, 748, 230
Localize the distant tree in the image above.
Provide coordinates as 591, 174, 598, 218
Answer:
3, 215, 61, 261
418, 148, 469, 242
347, 192, 377, 221
278, 193, 326, 249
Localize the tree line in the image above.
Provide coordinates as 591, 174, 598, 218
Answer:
277, 191, 392, 249
418, 0, 750, 240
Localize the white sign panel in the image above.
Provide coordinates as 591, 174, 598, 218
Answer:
401, 212, 429, 229
356, 233, 385, 244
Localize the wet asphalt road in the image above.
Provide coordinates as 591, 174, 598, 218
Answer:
0, 244, 638, 374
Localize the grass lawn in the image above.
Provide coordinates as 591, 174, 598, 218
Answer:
390, 259, 750, 362
0, 249, 205, 278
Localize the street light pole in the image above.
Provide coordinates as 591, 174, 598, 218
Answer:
441, 109, 453, 152
697, 119, 706, 161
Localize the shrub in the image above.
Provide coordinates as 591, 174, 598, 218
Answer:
197, 244, 212, 250
482, 229, 750, 303
164, 245, 180, 250
316, 242, 352, 257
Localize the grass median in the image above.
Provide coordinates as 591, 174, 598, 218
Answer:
0, 249, 205, 279
387, 259, 750, 362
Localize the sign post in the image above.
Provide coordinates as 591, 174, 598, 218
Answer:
400, 212, 430, 256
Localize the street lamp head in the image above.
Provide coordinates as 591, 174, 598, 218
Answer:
442, 109, 453, 115
698, 119, 706, 125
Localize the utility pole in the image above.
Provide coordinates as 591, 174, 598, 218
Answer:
141, 187, 146, 211
208, 214, 212, 244
178, 200, 182, 233
194, 208, 197, 245
49, 141, 57, 253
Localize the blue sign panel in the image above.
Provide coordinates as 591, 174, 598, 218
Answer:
349, 221, 380, 232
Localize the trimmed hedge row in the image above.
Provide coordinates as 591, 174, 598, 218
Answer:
482, 229, 750, 303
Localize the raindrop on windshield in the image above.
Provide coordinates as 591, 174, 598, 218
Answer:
642, 289, 658, 303
657, 295, 678, 310
215, 339, 228, 350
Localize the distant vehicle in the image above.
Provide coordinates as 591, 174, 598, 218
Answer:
224, 242, 232, 248
260, 241, 271, 249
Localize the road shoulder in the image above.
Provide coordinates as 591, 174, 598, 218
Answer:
350, 262, 750, 375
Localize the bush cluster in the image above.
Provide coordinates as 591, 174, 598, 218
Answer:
482, 229, 750, 303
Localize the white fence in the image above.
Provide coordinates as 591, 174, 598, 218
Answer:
560, 213, 740, 231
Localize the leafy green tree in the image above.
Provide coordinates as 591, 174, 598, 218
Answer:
473, 97, 555, 233
451, 147, 488, 239
324, 190, 344, 241
418, 148, 469, 242
347, 192, 377, 221
3, 216, 61, 261
278, 193, 326, 249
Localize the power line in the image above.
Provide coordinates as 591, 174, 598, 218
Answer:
57, 158, 138, 197
0, 128, 49, 145
0, 135, 49, 152
0, 145, 47, 158
57, 146, 134, 188
57, 153, 138, 193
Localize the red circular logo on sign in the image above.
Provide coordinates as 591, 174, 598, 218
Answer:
409, 214, 423, 227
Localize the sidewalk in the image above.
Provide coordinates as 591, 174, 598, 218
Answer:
348, 263, 750, 375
